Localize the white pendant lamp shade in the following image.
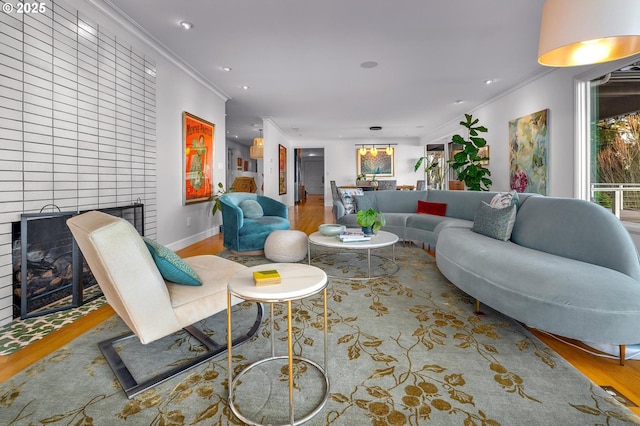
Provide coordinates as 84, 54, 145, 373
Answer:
538, 0, 640, 67
250, 137, 264, 159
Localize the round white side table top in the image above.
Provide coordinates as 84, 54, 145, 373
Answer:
308, 229, 399, 249
228, 263, 327, 303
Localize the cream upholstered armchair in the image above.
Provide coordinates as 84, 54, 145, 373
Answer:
67, 211, 262, 398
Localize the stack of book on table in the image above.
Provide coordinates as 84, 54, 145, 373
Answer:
336, 230, 371, 242
253, 269, 281, 286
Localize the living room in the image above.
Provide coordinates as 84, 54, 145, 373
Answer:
3, 0, 640, 327
2, 0, 640, 423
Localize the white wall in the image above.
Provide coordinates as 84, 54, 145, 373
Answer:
263, 118, 293, 205
154, 62, 226, 249
0, 0, 227, 326
0, 0, 162, 326
69, 0, 229, 251
421, 68, 577, 196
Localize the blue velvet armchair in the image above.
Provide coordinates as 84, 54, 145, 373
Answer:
219, 193, 290, 252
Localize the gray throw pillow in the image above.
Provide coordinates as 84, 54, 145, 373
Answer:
239, 199, 264, 219
354, 195, 378, 212
471, 202, 517, 241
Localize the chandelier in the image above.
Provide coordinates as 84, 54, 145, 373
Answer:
250, 130, 264, 159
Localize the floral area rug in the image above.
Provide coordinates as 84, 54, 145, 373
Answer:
1, 244, 638, 425
0, 291, 105, 356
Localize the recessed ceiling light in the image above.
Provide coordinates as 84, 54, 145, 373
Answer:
454, 99, 464, 104
484, 79, 495, 85
179, 21, 194, 30
360, 61, 379, 69
222, 66, 232, 72
241, 85, 249, 90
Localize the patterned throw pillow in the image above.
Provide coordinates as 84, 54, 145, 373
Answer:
489, 190, 519, 209
239, 199, 264, 219
471, 202, 517, 241
416, 200, 447, 216
142, 237, 202, 286
338, 188, 364, 214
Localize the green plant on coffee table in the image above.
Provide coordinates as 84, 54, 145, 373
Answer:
449, 113, 492, 191
356, 208, 386, 234
210, 182, 234, 215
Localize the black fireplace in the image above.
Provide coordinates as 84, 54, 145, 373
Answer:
12, 204, 144, 319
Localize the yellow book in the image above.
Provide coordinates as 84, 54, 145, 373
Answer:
253, 269, 281, 286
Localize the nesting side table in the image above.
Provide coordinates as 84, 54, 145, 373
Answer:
227, 263, 329, 425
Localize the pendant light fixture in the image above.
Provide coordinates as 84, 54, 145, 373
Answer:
386, 144, 393, 155
250, 129, 264, 159
538, 0, 640, 67
370, 145, 378, 157
359, 145, 367, 155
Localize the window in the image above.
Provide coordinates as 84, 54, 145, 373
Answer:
583, 61, 640, 222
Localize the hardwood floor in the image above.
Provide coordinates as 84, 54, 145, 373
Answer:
2, 194, 639, 416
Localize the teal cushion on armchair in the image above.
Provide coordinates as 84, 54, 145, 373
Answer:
239, 199, 264, 219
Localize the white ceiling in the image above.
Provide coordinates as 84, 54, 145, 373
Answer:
103, 0, 549, 145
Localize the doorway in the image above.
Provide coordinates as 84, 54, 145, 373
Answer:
294, 148, 325, 203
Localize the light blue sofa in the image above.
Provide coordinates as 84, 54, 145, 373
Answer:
219, 193, 290, 252
334, 189, 537, 248
334, 189, 640, 362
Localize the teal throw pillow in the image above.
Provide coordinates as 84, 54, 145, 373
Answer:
471, 202, 517, 241
142, 237, 202, 286
239, 199, 264, 219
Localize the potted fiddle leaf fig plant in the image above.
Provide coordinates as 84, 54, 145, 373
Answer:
356, 208, 386, 235
448, 113, 492, 191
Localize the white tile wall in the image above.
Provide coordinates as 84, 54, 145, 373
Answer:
0, 0, 157, 326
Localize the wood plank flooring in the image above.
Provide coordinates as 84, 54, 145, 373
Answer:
2, 194, 639, 416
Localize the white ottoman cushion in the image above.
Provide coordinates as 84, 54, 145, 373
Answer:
264, 230, 308, 262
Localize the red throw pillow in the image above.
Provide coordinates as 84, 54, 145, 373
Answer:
416, 200, 447, 216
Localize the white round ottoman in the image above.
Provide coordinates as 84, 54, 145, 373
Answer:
264, 230, 308, 262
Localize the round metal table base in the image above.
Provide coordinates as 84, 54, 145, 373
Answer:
229, 355, 330, 426
311, 252, 399, 280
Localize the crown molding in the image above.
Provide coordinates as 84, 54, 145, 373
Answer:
87, 0, 230, 102
261, 116, 289, 139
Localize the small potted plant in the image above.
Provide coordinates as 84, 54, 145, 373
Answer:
356, 208, 386, 235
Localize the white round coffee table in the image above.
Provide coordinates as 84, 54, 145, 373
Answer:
227, 263, 329, 426
308, 229, 399, 279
